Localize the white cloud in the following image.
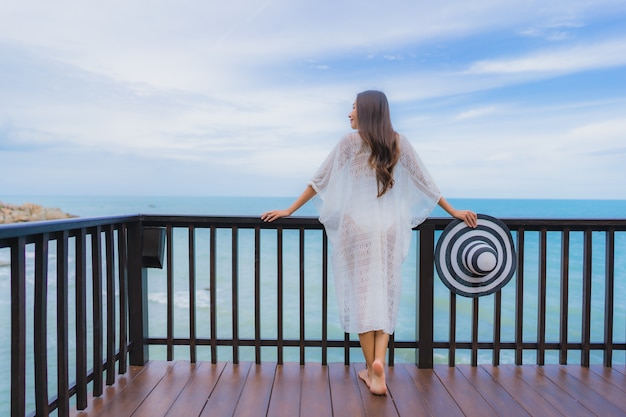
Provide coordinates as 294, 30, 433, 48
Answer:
455, 106, 497, 120
466, 38, 626, 74
2, 0, 624, 90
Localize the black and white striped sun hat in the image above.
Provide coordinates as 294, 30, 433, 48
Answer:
434, 214, 517, 297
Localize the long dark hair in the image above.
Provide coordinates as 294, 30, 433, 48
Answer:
356, 90, 399, 197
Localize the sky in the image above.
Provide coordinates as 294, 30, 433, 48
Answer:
1, 0, 625, 199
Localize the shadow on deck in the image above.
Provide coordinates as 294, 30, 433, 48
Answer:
70, 361, 626, 417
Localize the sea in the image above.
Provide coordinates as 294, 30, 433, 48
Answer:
1, 195, 626, 414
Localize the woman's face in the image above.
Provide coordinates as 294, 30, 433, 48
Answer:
349, 101, 358, 129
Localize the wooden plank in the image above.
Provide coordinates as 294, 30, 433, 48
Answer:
404, 365, 464, 417
536, 365, 618, 417
508, 365, 595, 417
199, 361, 252, 417
300, 363, 332, 417
589, 365, 626, 392
328, 363, 365, 416
610, 364, 626, 377
267, 362, 302, 417
550, 365, 626, 413
350, 363, 398, 417
233, 362, 276, 417
434, 365, 499, 417
91, 361, 172, 417
69, 365, 146, 417
164, 361, 226, 417
481, 365, 565, 417
457, 365, 530, 417
132, 361, 198, 417
385, 365, 430, 417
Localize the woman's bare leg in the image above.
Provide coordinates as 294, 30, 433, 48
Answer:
370, 330, 388, 395
358, 331, 375, 387
358, 330, 388, 394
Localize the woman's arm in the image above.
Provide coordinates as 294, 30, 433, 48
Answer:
261, 185, 317, 222
438, 196, 478, 228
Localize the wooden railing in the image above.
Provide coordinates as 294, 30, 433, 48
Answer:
1, 216, 139, 417
1, 215, 625, 416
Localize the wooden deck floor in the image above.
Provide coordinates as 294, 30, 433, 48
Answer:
69, 361, 626, 417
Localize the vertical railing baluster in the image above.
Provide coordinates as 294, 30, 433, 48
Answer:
34, 233, 49, 417
493, 290, 502, 366
603, 229, 615, 367
91, 227, 104, 397
388, 333, 394, 366
299, 228, 306, 365
515, 228, 525, 365
11, 236, 26, 417
189, 225, 197, 363
127, 221, 149, 366
471, 298, 479, 366
118, 224, 128, 374
166, 224, 174, 361
448, 292, 457, 367
209, 225, 217, 363
581, 229, 592, 367
75, 229, 88, 408
559, 229, 570, 365
57, 231, 70, 416
418, 222, 435, 369
232, 226, 240, 364
276, 227, 283, 365
105, 225, 116, 386
344, 333, 350, 366
254, 226, 261, 364
322, 232, 328, 366
537, 228, 547, 366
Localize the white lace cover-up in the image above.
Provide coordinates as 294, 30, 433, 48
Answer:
309, 132, 441, 334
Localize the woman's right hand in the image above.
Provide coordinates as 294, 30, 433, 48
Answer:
261, 209, 291, 222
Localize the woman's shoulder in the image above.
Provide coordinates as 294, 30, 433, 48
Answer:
337, 131, 362, 149
395, 132, 413, 150
341, 131, 361, 142
395, 133, 424, 163
395, 132, 409, 142
398, 132, 423, 148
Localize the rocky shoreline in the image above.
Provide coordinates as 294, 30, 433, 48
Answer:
0, 201, 77, 224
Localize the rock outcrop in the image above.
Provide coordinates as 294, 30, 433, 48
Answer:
0, 201, 78, 224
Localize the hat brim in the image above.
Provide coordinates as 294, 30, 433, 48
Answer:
434, 214, 517, 297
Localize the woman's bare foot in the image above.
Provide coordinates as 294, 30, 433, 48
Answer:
358, 368, 371, 387
369, 359, 387, 395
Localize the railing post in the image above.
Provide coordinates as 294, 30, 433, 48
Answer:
11, 236, 26, 417
128, 220, 149, 365
603, 229, 615, 367
417, 221, 435, 369
33, 233, 50, 417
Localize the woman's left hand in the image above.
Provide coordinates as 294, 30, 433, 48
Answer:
453, 210, 478, 228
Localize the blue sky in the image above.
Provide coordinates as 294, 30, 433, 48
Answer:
1, 0, 625, 199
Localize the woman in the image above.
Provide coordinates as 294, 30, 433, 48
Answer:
261, 90, 476, 395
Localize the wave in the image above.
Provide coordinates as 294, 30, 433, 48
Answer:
148, 288, 212, 309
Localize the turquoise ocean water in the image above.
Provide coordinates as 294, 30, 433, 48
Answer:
1, 195, 626, 414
